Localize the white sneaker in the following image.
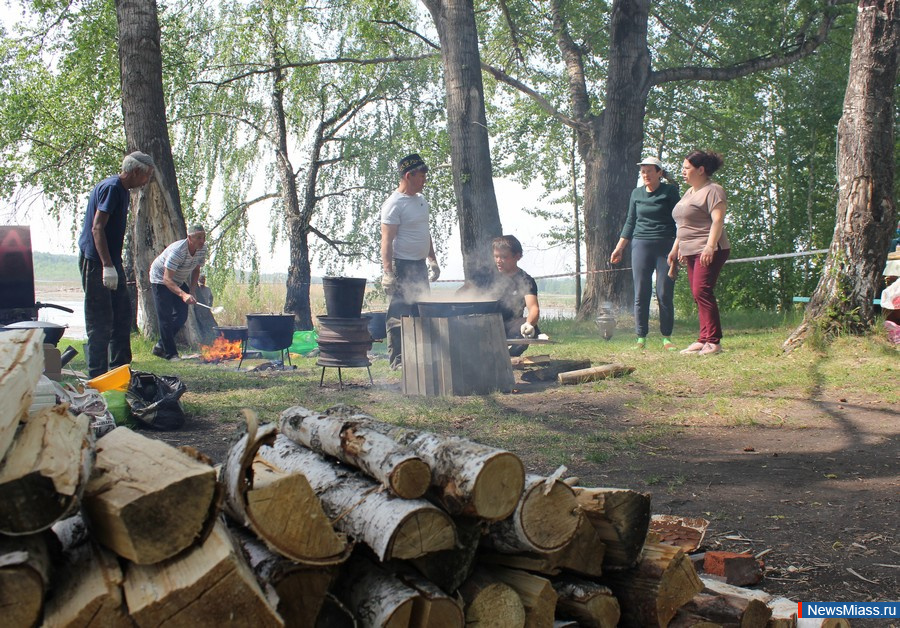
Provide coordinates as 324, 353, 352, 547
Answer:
680, 342, 704, 354
698, 342, 722, 355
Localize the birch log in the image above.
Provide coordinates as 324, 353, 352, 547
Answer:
552, 577, 620, 628
83, 427, 219, 564
481, 566, 558, 628
411, 516, 484, 593
231, 523, 338, 628
123, 520, 283, 627
457, 569, 526, 628
486, 475, 581, 553
0, 328, 43, 459
280, 406, 431, 499
557, 363, 634, 385
0, 532, 50, 628
0, 405, 92, 534
334, 555, 420, 628
316, 593, 357, 628
573, 486, 651, 569
324, 405, 524, 521
767, 596, 799, 628
391, 564, 465, 628
264, 435, 456, 561
222, 416, 350, 565
681, 591, 771, 627
481, 517, 606, 578
602, 541, 703, 627
44, 516, 130, 627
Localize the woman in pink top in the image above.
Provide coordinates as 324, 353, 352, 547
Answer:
667, 151, 730, 355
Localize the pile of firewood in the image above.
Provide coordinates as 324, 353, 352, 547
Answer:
0, 329, 833, 627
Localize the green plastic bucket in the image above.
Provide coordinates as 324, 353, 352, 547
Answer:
102, 389, 134, 427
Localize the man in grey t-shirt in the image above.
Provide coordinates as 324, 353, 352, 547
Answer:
149, 225, 207, 360
380, 153, 440, 370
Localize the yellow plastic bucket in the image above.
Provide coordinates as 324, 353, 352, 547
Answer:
87, 364, 131, 392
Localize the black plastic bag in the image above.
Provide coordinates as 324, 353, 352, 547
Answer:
126, 371, 187, 430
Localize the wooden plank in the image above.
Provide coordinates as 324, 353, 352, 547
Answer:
436, 317, 454, 395
423, 316, 437, 396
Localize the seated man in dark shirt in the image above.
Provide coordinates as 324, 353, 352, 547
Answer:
491, 235, 541, 357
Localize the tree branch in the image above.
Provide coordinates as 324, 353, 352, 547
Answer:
498, 0, 526, 66
309, 225, 357, 257
377, 13, 585, 131
196, 54, 436, 87
209, 192, 279, 238
651, 1, 850, 85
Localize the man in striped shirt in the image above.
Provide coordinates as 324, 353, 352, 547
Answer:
149, 225, 207, 360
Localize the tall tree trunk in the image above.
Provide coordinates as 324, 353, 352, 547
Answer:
552, 0, 651, 317
422, 0, 503, 288
116, 0, 211, 344
267, 37, 312, 330
784, 0, 899, 350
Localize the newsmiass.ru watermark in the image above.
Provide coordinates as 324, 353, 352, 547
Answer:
800, 602, 899, 618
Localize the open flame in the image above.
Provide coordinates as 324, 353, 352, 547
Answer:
202, 337, 243, 362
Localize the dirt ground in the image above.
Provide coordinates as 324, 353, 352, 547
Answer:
145, 362, 898, 626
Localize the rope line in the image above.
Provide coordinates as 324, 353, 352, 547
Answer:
435, 248, 829, 283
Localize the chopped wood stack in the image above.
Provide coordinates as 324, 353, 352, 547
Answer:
0, 335, 832, 627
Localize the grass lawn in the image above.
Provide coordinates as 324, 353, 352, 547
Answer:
60, 308, 897, 462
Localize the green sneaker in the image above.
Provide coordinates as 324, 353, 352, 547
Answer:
633, 338, 646, 350
662, 339, 677, 351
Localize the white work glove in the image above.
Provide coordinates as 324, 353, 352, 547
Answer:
427, 259, 441, 282
102, 266, 119, 291
520, 322, 536, 338
381, 271, 396, 295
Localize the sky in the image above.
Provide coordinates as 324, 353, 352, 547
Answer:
4, 176, 581, 284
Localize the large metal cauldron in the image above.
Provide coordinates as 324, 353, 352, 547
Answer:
246, 314, 294, 351
415, 299, 499, 318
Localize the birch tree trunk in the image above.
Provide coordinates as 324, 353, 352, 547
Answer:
785, 0, 900, 349
116, 0, 211, 345
422, 0, 503, 287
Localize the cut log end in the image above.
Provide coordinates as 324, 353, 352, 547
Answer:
463, 582, 526, 627
472, 452, 525, 521
115, 474, 217, 564
391, 509, 457, 560
246, 460, 349, 564
0, 567, 43, 627
388, 457, 432, 500
520, 480, 580, 552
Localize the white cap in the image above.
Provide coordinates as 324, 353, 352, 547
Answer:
637, 156, 663, 169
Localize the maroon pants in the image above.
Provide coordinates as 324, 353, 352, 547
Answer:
684, 248, 729, 344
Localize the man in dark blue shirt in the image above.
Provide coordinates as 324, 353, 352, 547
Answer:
77, 151, 155, 377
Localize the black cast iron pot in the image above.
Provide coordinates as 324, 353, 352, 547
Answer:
0, 320, 67, 345
246, 314, 295, 351
213, 326, 248, 342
